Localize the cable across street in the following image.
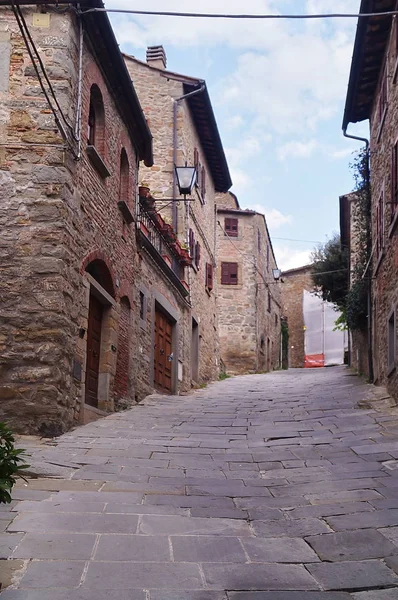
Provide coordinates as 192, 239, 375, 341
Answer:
78, 8, 398, 20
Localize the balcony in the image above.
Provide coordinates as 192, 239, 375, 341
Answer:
137, 196, 191, 298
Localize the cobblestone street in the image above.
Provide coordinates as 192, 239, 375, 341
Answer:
3, 367, 398, 598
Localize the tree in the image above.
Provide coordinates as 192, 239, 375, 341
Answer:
311, 233, 348, 311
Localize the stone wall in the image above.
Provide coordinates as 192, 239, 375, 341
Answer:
125, 55, 220, 384
281, 266, 313, 368
217, 206, 281, 374
0, 7, 144, 432
367, 19, 398, 401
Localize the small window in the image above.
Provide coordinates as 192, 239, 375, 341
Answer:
378, 65, 388, 128
225, 218, 238, 237
189, 229, 195, 258
201, 166, 206, 201
275, 313, 278, 326
195, 241, 201, 269
139, 291, 145, 321
119, 149, 130, 200
257, 230, 261, 252
221, 262, 238, 285
268, 292, 271, 313
205, 263, 213, 291
376, 190, 385, 258
392, 142, 398, 218
388, 309, 396, 372
87, 84, 105, 155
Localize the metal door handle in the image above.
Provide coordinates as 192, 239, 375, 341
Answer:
168, 353, 174, 362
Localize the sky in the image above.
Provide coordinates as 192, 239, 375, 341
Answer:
105, 0, 369, 270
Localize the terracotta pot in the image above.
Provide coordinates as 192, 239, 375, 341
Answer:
139, 185, 151, 198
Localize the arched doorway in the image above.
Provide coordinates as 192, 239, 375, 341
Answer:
84, 259, 115, 408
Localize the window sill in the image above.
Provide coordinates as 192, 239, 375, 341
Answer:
376, 107, 388, 143
118, 200, 135, 224
87, 145, 111, 178
374, 250, 385, 277
389, 208, 398, 238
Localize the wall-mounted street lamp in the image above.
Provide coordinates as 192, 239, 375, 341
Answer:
273, 268, 282, 281
175, 164, 197, 197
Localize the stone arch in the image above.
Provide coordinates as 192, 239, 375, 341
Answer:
81, 251, 116, 298
88, 84, 105, 155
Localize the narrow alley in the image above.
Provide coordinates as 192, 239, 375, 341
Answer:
2, 367, 398, 599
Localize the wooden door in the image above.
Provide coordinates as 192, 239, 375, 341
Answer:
85, 294, 103, 407
154, 309, 173, 392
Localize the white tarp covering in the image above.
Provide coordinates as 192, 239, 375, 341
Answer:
303, 290, 345, 367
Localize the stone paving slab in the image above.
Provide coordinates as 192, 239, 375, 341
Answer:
4, 368, 398, 598
305, 529, 398, 561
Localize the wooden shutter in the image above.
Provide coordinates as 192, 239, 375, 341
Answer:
221, 262, 238, 285
206, 263, 213, 290
393, 143, 398, 215
189, 228, 195, 257
225, 218, 238, 237
201, 166, 206, 201
195, 241, 201, 268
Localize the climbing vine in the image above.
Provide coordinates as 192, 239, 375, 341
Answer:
345, 147, 371, 332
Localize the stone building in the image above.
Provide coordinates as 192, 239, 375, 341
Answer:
216, 192, 282, 374
343, 0, 398, 400
124, 48, 232, 386
282, 265, 346, 369
281, 266, 313, 368
340, 192, 369, 377
0, 0, 153, 433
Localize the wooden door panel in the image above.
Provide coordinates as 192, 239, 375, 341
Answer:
154, 309, 173, 392
85, 294, 103, 407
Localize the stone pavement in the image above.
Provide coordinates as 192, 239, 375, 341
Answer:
3, 367, 398, 598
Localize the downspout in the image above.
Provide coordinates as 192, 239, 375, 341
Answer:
343, 127, 373, 382
172, 83, 205, 232
75, 9, 84, 159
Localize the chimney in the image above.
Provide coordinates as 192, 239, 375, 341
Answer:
146, 45, 167, 70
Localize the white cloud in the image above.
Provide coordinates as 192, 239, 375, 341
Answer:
274, 245, 313, 271
248, 205, 293, 229
329, 147, 355, 159
277, 139, 318, 161
226, 115, 244, 129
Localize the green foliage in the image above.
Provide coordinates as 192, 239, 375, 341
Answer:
311, 233, 348, 310
310, 148, 371, 333
345, 148, 371, 332
333, 312, 348, 332
219, 372, 231, 381
0, 422, 29, 504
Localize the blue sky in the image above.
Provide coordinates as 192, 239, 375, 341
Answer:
106, 0, 368, 270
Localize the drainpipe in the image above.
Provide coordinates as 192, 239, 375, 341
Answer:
75, 9, 84, 159
172, 84, 205, 232
343, 127, 373, 382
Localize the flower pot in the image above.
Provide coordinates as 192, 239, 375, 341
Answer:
139, 185, 151, 198
162, 255, 172, 267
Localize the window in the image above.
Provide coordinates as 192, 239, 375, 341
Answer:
87, 85, 105, 155
119, 149, 130, 200
392, 142, 398, 218
257, 230, 261, 252
221, 262, 238, 285
225, 218, 238, 237
268, 292, 271, 313
275, 313, 278, 326
139, 291, 145, 321
194, 147, 206, 203
195, 241, 201, 268
376, 190, 385, 258
205, 263, 213, 291
388, 309, 396, 373
378, 65, 388, 132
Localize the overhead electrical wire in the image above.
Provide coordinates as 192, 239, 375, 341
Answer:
78, 7, 398, 20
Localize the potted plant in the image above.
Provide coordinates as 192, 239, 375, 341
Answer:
138, 182, 151, 198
